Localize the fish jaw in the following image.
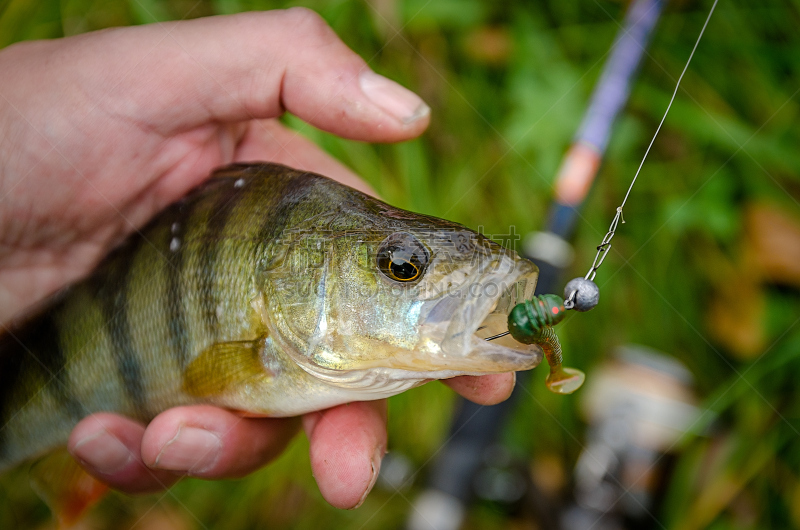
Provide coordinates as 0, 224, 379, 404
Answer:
411, 252, 543, 373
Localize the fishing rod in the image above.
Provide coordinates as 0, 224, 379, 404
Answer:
484, 0, 718, 396
406, 0, 712, 527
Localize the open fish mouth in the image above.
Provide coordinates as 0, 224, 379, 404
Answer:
417, 254, 543, 373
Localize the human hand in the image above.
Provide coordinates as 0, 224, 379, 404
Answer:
68, 374, 513, 509
0, 8, 516, 508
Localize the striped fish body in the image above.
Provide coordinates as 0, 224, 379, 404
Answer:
0, 163, 542, 472
1, 164, 349, 469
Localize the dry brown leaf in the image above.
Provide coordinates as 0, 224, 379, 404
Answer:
462, 27, 512, 65
706, 275, 765, 360
745, 202, 800, 286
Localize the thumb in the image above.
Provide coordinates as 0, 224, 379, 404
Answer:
42, 8, 430, 142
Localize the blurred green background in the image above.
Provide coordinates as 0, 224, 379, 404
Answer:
2, 0, 800, 528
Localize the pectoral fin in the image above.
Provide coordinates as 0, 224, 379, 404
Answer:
30, 449, 108, 528
183, 338, 272, 397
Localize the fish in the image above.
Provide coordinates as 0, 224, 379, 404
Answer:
0, 162, 542, 523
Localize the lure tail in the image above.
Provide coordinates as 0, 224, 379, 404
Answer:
529, 325, 585, 394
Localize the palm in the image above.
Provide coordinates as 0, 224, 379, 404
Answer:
0, 13, 378, 325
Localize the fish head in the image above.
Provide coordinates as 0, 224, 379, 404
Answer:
258, 176, 542, 391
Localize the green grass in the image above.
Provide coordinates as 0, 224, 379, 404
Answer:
2, 0, 800, 528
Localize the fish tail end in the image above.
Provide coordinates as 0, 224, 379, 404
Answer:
29, 448, 109, 528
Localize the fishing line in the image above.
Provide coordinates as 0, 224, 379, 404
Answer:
568, 0, 719, 299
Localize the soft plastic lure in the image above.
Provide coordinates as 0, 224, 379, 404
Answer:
485, 279, 599, 394
506, 294, 585, 394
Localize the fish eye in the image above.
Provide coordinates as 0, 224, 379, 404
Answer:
377, 233, 429, 283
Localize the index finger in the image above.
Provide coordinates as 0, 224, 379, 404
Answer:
442, 373, 516, 405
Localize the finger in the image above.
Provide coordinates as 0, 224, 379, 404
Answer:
140, 405, 299, 479
68, 413, 178, 494
234, 119, 376, 196
442, 372, 516, 405
26, 9, 429, 142
303, 400, 387, 509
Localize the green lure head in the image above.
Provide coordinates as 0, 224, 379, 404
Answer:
507, 294, 566, 344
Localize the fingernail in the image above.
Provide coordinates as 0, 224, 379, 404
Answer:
359, 70, 430, 124
352, 445, 384, 509
152, 426, 222, 474
72, 431, 133, 475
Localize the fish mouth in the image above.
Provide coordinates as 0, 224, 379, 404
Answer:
416, 253, 543, 374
